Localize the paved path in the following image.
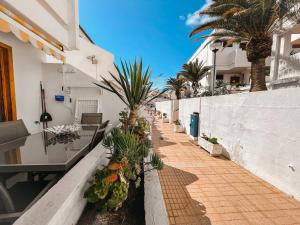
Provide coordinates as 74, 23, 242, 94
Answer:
152, 120, 300, 225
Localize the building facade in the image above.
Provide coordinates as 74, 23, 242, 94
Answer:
189, 38, 271, 92
270, 23, 300, 89
0, 0, 125, 134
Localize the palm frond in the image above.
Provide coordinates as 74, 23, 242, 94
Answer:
95, 59, 165, 110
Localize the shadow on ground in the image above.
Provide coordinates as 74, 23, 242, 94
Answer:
159, 165, 211, 225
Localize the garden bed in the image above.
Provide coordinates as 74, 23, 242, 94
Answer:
77, 175, 145, 225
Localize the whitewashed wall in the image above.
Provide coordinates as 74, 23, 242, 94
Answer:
65, 37, 118, 81
1, 32, 124, 134
14, 135, 112, 225
155, 100, 172, 118
200, 88, 300, 200
156, 89, 300, 200
0, 32, 43, 133
178, 98, 201, 135
42, 64, 125, 128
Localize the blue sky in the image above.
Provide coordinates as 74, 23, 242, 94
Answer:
79, 0, 211, 88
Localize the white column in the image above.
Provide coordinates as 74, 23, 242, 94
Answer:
270, 34, 281, 82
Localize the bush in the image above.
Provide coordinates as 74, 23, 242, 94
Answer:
208, 137, 218, 144
84, 121, 163, 212
201, 133, 218, 144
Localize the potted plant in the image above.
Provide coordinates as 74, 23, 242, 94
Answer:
198, 133, 222, 156
173, 120, 184, 133
162, 113, 169, 123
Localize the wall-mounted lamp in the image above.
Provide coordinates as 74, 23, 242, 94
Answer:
87, 55, 98, 64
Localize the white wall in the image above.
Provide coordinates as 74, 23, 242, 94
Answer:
65, 37, 117, 81
42, 64, 125, 128
155, 100, 179, 123
14, 135, 112, 225
1, 32, 124, 134
0, 32, 44, 133
189, 42, 250, 70
178, 98, 201, 135
158, 88, 300, 199
199, 88, 300, 200
155, 100, 172, 118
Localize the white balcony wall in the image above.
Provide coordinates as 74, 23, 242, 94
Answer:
2, 0, 79, 49
234, 48, 251, 68
190, 42, 250, 70
189, 41, 213, 67
65, 37, 118, 82
277, 33, 300, 79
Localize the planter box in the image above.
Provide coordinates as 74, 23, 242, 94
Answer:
198, 136, 222, 156
162, 118, 169, 123
173, 124, 184, 133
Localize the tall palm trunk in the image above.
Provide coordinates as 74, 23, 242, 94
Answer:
250, 59, 267, 92
192, 83, 199, 96
128, 110, 138, 126
175, 91, 181, 99
247, 36, 272, 92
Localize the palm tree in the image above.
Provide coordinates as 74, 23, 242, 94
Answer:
94, 59, 167, 126
178, 59, 211, 96
166, 77, 186, 99
190, 0, 299, 92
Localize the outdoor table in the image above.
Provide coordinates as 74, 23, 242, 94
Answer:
0, 128, 95, 223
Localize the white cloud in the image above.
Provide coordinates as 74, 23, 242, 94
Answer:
185, 0, 213, 27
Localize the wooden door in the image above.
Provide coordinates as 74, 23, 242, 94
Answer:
0, 42, 16, 122
0, 42, 20, 164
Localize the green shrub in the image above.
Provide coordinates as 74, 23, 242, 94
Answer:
84, 125, 163, 213
208, 137, 218, 144
201, 133, 218, 144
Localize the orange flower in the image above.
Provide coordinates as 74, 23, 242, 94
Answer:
121, 161, 128, 167
104, 173, 118, 184
108, 163, 124, 170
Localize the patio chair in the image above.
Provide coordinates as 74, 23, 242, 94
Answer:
89, 120, 110, 150
0, 119, 30, 145
81, 113, 102, 130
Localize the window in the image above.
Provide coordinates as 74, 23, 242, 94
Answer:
216, 74, 224, 80
230, 76, 240, 84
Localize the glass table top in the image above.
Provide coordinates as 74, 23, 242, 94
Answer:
0, 130, 94, 173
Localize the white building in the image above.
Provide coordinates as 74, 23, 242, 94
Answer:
270, 23, 300, 89
189, 38, 271, 91
0, 0, 125, 134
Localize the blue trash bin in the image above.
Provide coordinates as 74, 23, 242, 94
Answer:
190, 112, 199, 137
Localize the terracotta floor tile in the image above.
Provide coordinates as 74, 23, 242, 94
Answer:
270, 216, 298, 225
150, 119, 300, 225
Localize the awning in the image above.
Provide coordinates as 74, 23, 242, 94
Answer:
0, 4, 65, 61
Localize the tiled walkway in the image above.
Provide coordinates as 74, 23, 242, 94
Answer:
152, 120, 300, 225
